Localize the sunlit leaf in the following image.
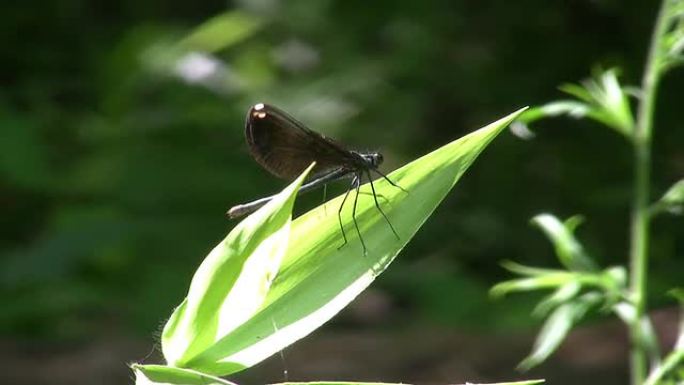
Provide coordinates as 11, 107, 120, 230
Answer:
652, 179, 684, 215
669, 288, 684, 351
513, 69, 634, 138
613, 301, 661, 367
519, 293, 601, 370
533, 281, 582, 316
490, 272, 576, 298
177, 108, 527, 376
162, 165, 314, 366
133, 364, 235, 385
642, 290, 684, 385
499, 260, 566, 277
514, 100, 591, 123
272, 381, 545, 385
531, 214, 597, 272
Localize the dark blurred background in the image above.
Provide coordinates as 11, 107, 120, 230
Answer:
1, 0, 683, 384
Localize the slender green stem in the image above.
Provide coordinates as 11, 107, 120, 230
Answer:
644, 311, 684, 385
629, 1, 671, 384
646, 351, 684, 385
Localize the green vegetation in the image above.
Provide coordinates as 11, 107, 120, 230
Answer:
493, 1, 684, 384
1, 0, 682, 384
133, 108, 525, 384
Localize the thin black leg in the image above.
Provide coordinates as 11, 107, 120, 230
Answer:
366, 170, 400, 240
358, 191, 388, 202
351, 174, 367, 255
227, 167, 350, 218
371, 168, 409, 194
336, 178, 355, 249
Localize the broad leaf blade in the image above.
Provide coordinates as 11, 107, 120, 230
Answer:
162, 165, 314, 366
185, 108, 527, 375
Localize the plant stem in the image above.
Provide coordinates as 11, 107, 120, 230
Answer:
644, 350, 684, 385
644, 310, 684, 385
629, 1, 670, 384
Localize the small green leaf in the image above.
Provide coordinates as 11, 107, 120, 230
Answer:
562, 68, 635, 136
661, 179, 684, 206
533, 281, 582, 316
519, 303, 575, 371
180, 108, 527, 376
613, 301, 661, 366
514, 100, 591, 125
490, 272, 577, 298
519, 293, 601, 370
662, 6, 684, 73
513, 68, 634, 138
668, 288, 684, 351
499, 260, 566, 277
600, 266, 627, 295
669, 288, 684, 303
531, 214, 597, 272
652, 179, 684, 215
162, 164, 314, 367
642, 289, 684, 385
179, 11, 262, 52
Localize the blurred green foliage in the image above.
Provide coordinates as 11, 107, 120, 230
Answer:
1, 0, 682, 341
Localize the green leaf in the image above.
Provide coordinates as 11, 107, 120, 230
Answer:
644, 349, 684, 385
179, 11, 262, 53
269, 381, 544, 385
490, 272, 577, 298
513, 69, 634, 138
519, 293, 601, 370
662, 5, 684, 73
600, 266, 627, 295
531, 214, 597, 272
668, 288, 684, 351
661, 179, 684, 207
533, 281, 582, 316
178, 108, 527, 376
499, 260, 566, 277
513, 100, 591, 124
560, 68, 635, 136
133, 364, 235, 385
161, 164, 314, 367
613, 301, 662, 367
465, 381, 545, 385
652, 179, 684, 215
670, 288, 684, 303
643, 290, 684, 385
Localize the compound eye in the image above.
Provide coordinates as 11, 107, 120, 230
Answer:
376, 153, 384, 165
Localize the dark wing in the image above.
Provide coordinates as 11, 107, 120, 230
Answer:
245, 103, 356, 180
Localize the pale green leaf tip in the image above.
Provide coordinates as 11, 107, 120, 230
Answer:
252, 161, 315, 216
669, 288, 684, 303
489, 283, 509, 298
292, 162, 316, 190
502, 106, 530, 125
516, 357, 539, 372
